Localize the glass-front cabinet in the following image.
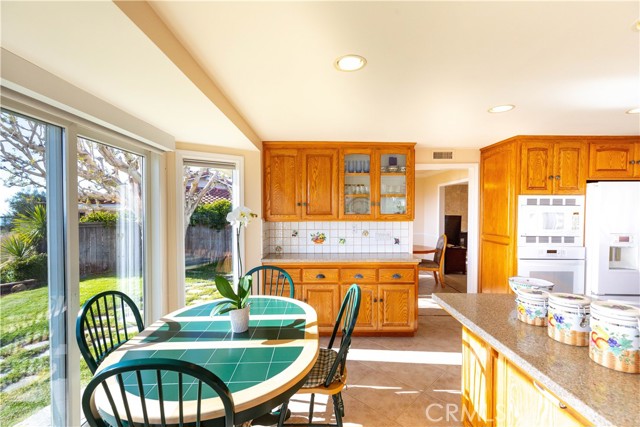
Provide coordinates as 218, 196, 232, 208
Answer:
339, 145, 414, 220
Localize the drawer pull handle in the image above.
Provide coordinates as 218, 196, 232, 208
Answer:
354, 274, 364, 279
392, 273, 402, 279
278, 274, 286, 279
555, 175, 560, 180
316, 274, 325, 279
630, 160, 636, 165
533, 381, 566, 409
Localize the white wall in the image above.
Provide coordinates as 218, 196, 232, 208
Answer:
414, 169, 469, 246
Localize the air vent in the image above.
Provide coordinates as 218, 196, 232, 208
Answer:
432, 151, 454, 160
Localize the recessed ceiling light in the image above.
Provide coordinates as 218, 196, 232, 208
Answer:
488, 104, 515, 113
335, 54, 367, 72
626, 107, 640, 114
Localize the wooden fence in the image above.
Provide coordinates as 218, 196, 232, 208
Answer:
79, 223, 230, 276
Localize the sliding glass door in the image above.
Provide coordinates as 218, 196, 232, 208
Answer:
0, 109, 65, 426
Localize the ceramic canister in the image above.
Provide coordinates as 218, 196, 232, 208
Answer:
508, 276, 555, 294
547, 293, 592, 346
515, 288, 549, 327
589, 301, 640, 374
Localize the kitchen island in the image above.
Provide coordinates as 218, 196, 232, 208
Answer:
262, 253, 420, 335
433, 293, 640, 427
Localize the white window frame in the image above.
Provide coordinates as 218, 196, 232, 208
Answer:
1, 91, 167, 427
173, 150, 244, 309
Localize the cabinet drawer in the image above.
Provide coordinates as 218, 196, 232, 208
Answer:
302, 268, 339, 283
279, 268, 301, 284
379, 268, 415, 283
340, 268, 377, 283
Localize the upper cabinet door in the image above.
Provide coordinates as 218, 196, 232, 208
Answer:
553, 141, 586, 194
300, 149, 338, 220
377, 146, 414, 220
520, 141, 553, 194
340, 148, 375, 220
263, 148, 300, 221
588, 141, 640, 179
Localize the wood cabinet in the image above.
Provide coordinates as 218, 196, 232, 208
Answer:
462, 328, 589, 427
479, 135, 636, 293
520, 139, 587, 195
263, 146, 338, 221
264, 142, 415, 221
264, 261, 418, 335
588, 138, 640, 179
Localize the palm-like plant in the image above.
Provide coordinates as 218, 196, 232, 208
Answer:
0, 234, 35, 263
13, 205, 47, 248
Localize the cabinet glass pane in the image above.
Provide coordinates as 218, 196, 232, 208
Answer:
380, 153, 407, 215
344, 154, 371, 215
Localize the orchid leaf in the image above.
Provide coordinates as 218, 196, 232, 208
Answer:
237, 276, 252, 300
215, 276, 240, 305
210, 304, 238, 316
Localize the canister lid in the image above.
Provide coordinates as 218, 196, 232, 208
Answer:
516, 288, 549, 301
508, 276, 555, 289
548, 293, 592, 308
590, 300, 640, 321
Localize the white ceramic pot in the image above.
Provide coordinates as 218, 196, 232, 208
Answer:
508, 276, 555, 294
589, 301, 640, 374
229, 305, 250, 333
547, 293, 591, 346
515, 288, 549, 327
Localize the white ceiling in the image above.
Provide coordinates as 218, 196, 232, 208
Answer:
2, 1, 640, 150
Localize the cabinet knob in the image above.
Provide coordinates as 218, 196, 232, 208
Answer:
630, 160, 636, 165
555, 175, 560, 180
392, 273, 402, 279
533, 381, 567, 409
354, 273, 364, 279
379, 298, 384, 302
296, 202, 302, 206
374, 297, 378, 302
548, 175, 554, 180
316, 273, 325, 279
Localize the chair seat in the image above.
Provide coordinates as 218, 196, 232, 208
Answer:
419, 259, 438, 269
303, 348, 342, 388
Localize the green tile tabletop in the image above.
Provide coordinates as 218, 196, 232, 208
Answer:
92, 295, 319, 425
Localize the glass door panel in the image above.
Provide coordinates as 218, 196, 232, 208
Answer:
76, 137, 145, 388
0, 110, 63, 426
379, 153, 407, 215
343, 153, 371, 216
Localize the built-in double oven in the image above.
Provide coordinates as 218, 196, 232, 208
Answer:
516, 195, 585, 294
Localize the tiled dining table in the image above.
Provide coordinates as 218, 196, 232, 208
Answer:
91, 295, 319, 425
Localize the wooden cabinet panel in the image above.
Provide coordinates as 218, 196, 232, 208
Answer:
267, 262, 418, 335
588, 141, 640, 179
519, 140, 586, 195
302, 268, 339, 283
340, 268, 377, 283
301, 150, 338, 219
300, 284, 339, 331
521, 142, 553, 194
554, 142, 586, 194
379, 268, 415, 283
461, 327, 495, 427
495, 355, 588, 427
263, 148, 300, 221
378, 284, 415, 331
481, 143, 517, 238
341, 284, 377, 331
479, 238, 513, 294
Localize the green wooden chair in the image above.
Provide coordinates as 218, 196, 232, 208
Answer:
76, 290, 144, 373
245, 265, 295, 298
82, 358, 236, 427
278, 284, 361, 427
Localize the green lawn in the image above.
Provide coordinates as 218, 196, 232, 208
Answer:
0, 269, 224, 426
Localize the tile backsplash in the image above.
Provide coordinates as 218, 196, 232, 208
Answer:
263, 221, 411, 254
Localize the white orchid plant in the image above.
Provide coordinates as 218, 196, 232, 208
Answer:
210, 206, 258, 316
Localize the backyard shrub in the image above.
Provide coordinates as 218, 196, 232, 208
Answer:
80, 211, 119, 226
190, 200, 232, 231
1, 253, 47, 284
1, 234, 35, 262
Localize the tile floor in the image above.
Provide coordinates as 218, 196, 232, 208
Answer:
280, 272, 467, 427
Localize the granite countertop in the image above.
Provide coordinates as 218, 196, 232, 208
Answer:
262, 252, 421, 264
432, 293, 640, 427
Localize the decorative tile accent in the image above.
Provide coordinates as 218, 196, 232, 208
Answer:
339, 238, 346, 245
362, 230, 369, 237
394, 238, 400, 245
292, 230, 298, 237
310, 231, 327, 245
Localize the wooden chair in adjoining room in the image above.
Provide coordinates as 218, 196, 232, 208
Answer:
419, 234, 448, 287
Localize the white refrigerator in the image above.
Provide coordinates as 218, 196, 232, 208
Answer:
585, 181, 640, 305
